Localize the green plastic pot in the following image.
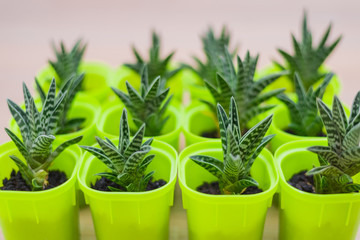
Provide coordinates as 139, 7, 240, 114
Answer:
10, 93, 101, 146
275, 140, 360, 240
111, 65, 184, 101
37, 61, 113, 103
178, 141, 278, 240
257, 64, 341, 104
0, 141, 82, 240
269, 105, 325, 153
77, 140, 177, 240
96, 99, 182, 150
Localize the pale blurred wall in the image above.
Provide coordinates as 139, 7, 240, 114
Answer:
0, 0, 359, 143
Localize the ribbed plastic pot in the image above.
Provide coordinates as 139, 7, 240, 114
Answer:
111, 65, 184, 101
275, 140, 360, 240
269, 105, 325, 153
77, 140, 177, 240
10, 93, 101, 146
36, 61, 113, 103
0, 141, 82, 240
96, 100, 182, 150
178, 141, 278, 240
257, 64, 341, 104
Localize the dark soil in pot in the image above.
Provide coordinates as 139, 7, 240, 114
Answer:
197, 181, 263, 195
288, 170, 315, 193
91, 176, 167, 192
284, 128, 326, 137
1, 169, 68, 191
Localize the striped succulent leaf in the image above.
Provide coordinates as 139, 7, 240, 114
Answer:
112, 65, 172, 136
277, 72, 332, 136
204, 47, 286, 130
124, 31, 182, 88
81, 109, 157, 192
36, 74, 85, 134
274, 13, 342, 90
183, 27, 237, 86
49, 39, 86, 88
6, 81, 83, 191
190, 97, 275, 194
307, 93, 360, 194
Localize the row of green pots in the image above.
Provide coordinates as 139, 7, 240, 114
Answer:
1, 137, 359, 240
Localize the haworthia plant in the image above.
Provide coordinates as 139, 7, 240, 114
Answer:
5, 79, 82, 191
124, 31, 182, 90
306, 93, 360, 194
49, 40, 86, 88
35, 74, 85, 134
190, 97, 275, 195
275, 13, 342, 90
185, 26, 236, 86
204, 47, 286, 131
81, 109, 155, 192
112, 65, 172, 136
277, 72, 332, 136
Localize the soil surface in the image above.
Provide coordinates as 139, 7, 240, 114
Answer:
91, 176, 167, 192
1, 169, 67, 191
201, 129, 219, 138
288, 170, 315, 193
285, 128, 326, 137
197, 181, 263, 195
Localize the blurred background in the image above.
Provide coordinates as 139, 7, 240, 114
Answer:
0, 1, 359, 239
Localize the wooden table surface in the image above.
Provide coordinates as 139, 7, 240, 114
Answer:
1, 0, 360, 239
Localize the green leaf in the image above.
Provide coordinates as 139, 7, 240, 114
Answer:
81, 145, 118, 172
9, 155, 33, 187
190, 155, 224, 180
223, 177, 258, 194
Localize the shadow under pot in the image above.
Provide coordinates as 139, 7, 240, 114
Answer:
0, 141, 82, 240
77, 140, 177, 240
178, 141, 279, 240
275, 140, 360, 240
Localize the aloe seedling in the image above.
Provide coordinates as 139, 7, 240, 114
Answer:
112, 66, 172, 136
306, 93, 360, 194
204, 47, 285, 131
277, 72, 332, 136
275, 13, 341, 90
81, 109, 155, 192
185, 26, 236, 86
5, 79, 82, 191
35, 74, 85, 134
125, 31, 182, 89
190, 97, 275, 194
49, 40, 86, 88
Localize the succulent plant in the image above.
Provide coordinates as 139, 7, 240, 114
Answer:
35, 74, 85, 134
277, 72, 332, 136
124, 31, 182, 90
81, 109, 155, 192
185, 26, 236, 86
204, 47, 285, 132
112, 66, 172, 136
190, 97, 275, 194
275, 13, 341, 90
306, 93, 360, 194
49, 40, 86, 89
5, 79, 82, 191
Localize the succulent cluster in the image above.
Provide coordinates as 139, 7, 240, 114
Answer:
307, 93, 360, 194
275, 13, 341, 90
112, 66, 172, 136
190, 97, 274, 194
5, 79, 82, 190
81, 109, 155, 192
204, 47, 285, 131
36, 74, 85, 134
125, 32, 182, 90
186, 27, 236, 86
49, 40, 86, 88
278, 72, 332, 136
